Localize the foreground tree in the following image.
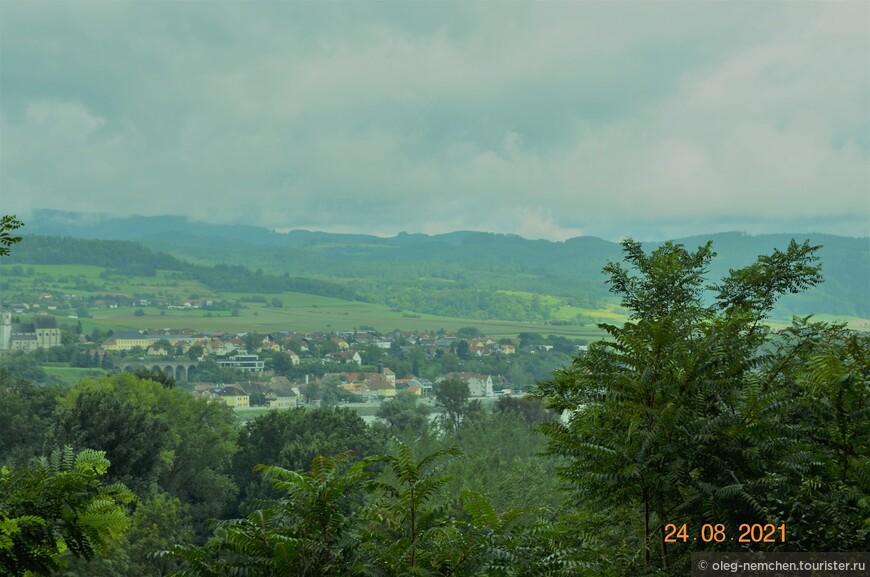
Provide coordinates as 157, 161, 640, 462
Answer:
54, 374, 238, 537
164, 453, 375, 577
0, 370, 61, 467
229, 407, 383, 516
0, 447, 133, 576
0, 215, 24, 257
166, 441, 559, 577
535, 238, 845, 575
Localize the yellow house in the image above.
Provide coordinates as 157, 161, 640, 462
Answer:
266, 390, 298, 408
209, 385, 249, 408
376, 386, 397, 399
368, 375, 397, 398
343, 382, 367, 396
103, 332, 152, 351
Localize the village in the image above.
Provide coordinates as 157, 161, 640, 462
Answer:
1, 309, 586, 411
103, 327, 537, 409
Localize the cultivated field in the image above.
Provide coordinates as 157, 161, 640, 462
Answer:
78, 300, 610, 339
5, 262, 868, 338
2, 263, 612, 339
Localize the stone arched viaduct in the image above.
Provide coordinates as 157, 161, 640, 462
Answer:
116, 360, 200, 382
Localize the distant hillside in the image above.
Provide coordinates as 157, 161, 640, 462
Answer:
3, 236, 358, 302
25, 209, 289, 246
11, 210, 870, 320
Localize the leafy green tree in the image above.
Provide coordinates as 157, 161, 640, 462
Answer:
0, 215, 24, 257
230, 408, 383, 516
360, 344, 384, 365
445, 410, 564, 515
0, 357, 52, 386
133, 367, 175, 389
55, 387, 170, 494
764, 322, 870, 551
270, 351, 295, 375
365, 442, 462, 572
167, 441, 561, 576
301, 376, 345, 407
126, 346, 145, 357
435, 378, 469, 432
365, 439, 556, 576
0, 371, 61, 467
188, 359, 244, 383
186, 344, 204, 360
456, 326, 483, 339
156, 397, 238, 535
53, 374, 238, 536
455, 339, 470, 359
439, 351, 460, 372
376, 390, 430, 433
134, 309, 145, 317
58, 492, 194, 577
517, 332, 544, 348
283, 338, 304, 354
493, 396, 554, 429
60, 327, 77, 346
0, 447, 134, 576
117, 493, 194, 577
243, 332, 261, 354
164, 453, 376, 577
536, 238, 826, 574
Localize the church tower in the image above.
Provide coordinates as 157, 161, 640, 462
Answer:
0, 311, 11, 350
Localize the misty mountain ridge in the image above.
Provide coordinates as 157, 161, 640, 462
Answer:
13, 209, 870, 320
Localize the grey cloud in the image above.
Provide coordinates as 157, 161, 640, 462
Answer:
1, 1, 867, 241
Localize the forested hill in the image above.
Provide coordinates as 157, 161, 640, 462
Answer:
3, 236, 359, 301
13, 211, 870, 319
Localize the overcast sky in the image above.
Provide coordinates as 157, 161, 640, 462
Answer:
1, 1, 868, 241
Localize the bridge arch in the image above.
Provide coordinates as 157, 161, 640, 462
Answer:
116, 360, 199, 382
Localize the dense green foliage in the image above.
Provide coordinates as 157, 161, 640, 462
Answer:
434, 378, 470, 432
0, 370, 61, 466
56, 492, 194, 577
230, 408, 385, 516
1, 226, 868, 575
376, 390, 431, 433
0, 447, 134, 576
53, 374, 239, 534
0, 215, 24, 257
535, 239, 869, 575
163, 442, 564, 577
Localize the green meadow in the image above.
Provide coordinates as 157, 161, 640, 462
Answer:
1, 265, 218, 300
79, 298, 608, 338
4, 263, 609, 339
498, 290, 629, 323
42, 366, 108, 386
5, 262, 867, 338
